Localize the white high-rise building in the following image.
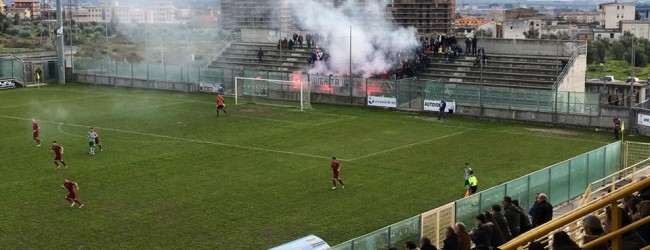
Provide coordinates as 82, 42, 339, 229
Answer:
66, 0, 176, 24
598, 1, 635, 29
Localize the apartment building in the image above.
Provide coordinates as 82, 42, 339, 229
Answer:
65, 1, 174, 24
387, 0, 455, 34
220, 0, 294, 32
598, 1, 635, 29
8, 0, 40, 19
220, 0, 454, 35
556, 12, 599, 23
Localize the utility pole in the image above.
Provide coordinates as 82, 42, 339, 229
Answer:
68, 0, 75, 72
56, 0, 65, 84
349, 26, 353, 104
630, 37, 636, 116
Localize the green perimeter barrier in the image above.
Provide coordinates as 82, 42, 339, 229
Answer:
330, 215, 421, 250
332, 141, 621, 249
73, 59, 600, 116
73, 58, 296, 95
424, 81, 599, 115
0, 57, 25, 82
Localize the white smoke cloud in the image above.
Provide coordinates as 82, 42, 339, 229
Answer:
288, 0, 419, 78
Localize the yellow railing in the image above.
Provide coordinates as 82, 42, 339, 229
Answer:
500, 176, 650, 250
420, 202, 455, 247
578, 157, 650, 207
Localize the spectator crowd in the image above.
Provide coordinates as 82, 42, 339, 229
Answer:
391, 179, 649, 250
269, 32, 489, 80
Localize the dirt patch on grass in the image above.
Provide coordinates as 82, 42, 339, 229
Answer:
524, 128, 580, 137
411, 115, 445, 122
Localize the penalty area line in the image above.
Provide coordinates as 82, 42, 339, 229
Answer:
153, 101, 188, 109
56, 123, 180, 143
0, 95, 101, 109
166, 108, 323, 126
346, 130, 470, 161
0, 114, 331, 160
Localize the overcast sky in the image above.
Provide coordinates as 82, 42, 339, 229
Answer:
1, 0, 215, 6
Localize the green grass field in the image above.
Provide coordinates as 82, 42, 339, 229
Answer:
0, 84, 622, 249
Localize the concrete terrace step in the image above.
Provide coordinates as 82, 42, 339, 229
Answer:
420, 80, 552, 90
209, 62, 299, 73
429, 63, 559, 74
453, 51, 568, 59
224, 50, 313, 58
230, 44, 314, 53
426, 68, 558, 81
420, 73, 555, 87
422, 72, 556, 84
216, 57, 306, 68
429, 57, 562, 68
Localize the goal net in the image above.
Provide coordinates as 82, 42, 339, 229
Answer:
234, 77, 312, 111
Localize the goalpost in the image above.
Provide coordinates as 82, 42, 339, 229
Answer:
234, 77, 312, 111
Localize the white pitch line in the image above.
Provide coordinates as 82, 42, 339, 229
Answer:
56, 123, 179, 143
46, 88, 361, 124
167, 108, 321, 126
153, 101, 188, 109
47, 88, 214, 105
57, 123, 85, 138
0, 95, 100, 108
308, 110, 359, 119
41, 88, 608, 144
0, 114, 331, 160
231, 114, 315, 125
314, 116, 358, 125
347, 130, 470, 161
503, 131, 607, 145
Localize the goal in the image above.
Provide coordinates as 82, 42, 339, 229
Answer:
234, 77, 311, 111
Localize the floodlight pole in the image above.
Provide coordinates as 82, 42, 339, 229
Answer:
56, 0, 66, 84
349, 26, 353, 104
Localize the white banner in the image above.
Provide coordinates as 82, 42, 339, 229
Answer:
199, 83, 223, 93
638, 114, 650, 127
424, 100, 455, 112
368, 96, 397, 108
268, 234, 330, 250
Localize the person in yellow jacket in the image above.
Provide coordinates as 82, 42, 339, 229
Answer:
468, 171, 478, 195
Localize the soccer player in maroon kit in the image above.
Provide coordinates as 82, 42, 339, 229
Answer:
331, 157, 346, 189
92, 127, 102, 152
32, 119, 42, 147
62, 177, 84, 208
51, 141, 68, 169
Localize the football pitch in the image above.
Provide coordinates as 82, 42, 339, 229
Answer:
0, 84, 617, 249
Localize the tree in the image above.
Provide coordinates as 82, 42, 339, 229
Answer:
523, 28, 539, 39
551, 31, 571, 40
107, 11, 118, 36
474, 28, 493, 38
611, 41, 626, 60
587, 39, 610, 64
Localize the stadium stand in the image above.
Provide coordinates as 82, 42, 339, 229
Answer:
210, 42, 311, 73
420, 53, 567, 89
208, 41, 569, 90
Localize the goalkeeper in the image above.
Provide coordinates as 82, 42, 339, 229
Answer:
216, 94, 227, 116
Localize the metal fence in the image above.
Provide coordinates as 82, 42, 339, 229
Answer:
331, 141, 622, 250
425, 81, 600, 115
73, 58, 600, 115
0, 56, 25, 83
73, 58, 292, 92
